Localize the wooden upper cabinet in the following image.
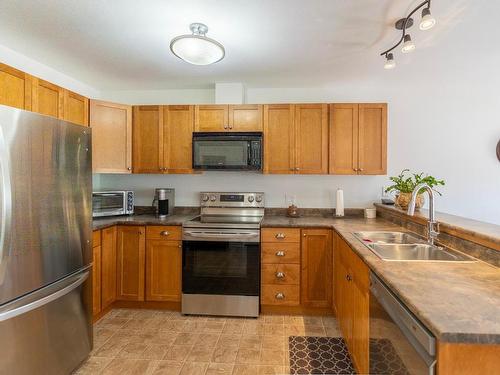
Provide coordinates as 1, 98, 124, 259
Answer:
358, 103, 387, 175
31, 77, 64, 119
90, 100, 132, 173
145, 238, 182, 302
195, 105, 228, 132
329, 104, 358, 174
263, 104, 295, 174
301, 229, 332, 307
116, 226, 146, 301
329, 103, 387, 175
163, 105, 195, 173
295, 104, 328, 174
101, 226, 117, 310
0, 63, 31, 110
63, 89, 89, 126
133, 105, 163, 173
229, 105, 263, 131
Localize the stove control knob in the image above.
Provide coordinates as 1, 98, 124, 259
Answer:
210, 195, 217, 202
256, 195, 263, 203
248, 195, 255, 202
201, 194, 209, 202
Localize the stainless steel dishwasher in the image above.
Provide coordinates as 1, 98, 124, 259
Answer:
370, 272, 436, 375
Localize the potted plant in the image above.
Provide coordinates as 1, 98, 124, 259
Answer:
385, 169, 445, 210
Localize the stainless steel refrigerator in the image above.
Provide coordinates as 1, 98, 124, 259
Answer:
0, 105, 92, 375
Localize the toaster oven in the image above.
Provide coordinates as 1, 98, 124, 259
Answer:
92, 191, 134, 217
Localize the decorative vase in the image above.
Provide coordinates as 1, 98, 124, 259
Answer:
396, 192, 424, 210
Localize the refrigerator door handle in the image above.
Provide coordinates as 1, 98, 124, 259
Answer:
0, 269, 89, 322
0, 126, 12, 281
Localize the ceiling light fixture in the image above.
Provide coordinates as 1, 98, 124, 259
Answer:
419, 8, 436, 30
380, 0, 436, 69
384, 53, 396, 69
401, 34, 416, 53
170, 23, 225, 65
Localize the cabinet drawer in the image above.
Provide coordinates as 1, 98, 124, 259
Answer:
92, 230, 101, 247
261, 242, 300, 264
261, 228, 300, 243
262, 264, 300, 285
146, 226, 182, 241
261, 284, 300, 306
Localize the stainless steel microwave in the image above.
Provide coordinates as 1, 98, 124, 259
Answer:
192, 132, 262, 171
92, 191, 134, 217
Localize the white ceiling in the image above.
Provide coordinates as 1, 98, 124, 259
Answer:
0, 0, 483, 90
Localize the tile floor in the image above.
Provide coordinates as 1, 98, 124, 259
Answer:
75, 308, 342, 375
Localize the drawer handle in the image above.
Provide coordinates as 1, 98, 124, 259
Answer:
275, 251, 285, 257
275, 293, 285, 300
275, 272, 285, 279
160, 231, 170, 236
275, 233, 286, 239
346, 274, 352, 282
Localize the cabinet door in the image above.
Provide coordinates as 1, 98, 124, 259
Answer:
31, 77, 64, 119
0, 63, 31, 110
301, 229, 332, 307
116, 226, 145, 301
145, 240, 181, 301
101, 226, 117, 309
329, 104, 358, 175
63, 89, 89, 126
92, 245, 102, 317
195, 105, 228, 132
351, 275, 370, 374
90, 100, 132, 173
229, 105, 263, 131
295, 104, 328, 174
133, 105, 163, 173
263, 104, 295, 174
358, 103, 387, 175
164, 105, 195, 173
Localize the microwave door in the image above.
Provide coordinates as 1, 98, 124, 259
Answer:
194, 140, 250, 170
92, 193, 125, 215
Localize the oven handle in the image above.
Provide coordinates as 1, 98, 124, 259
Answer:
184, 231, 259, 238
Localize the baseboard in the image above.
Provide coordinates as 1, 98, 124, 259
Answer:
112, 300, 181, 311
261, 305, 334, 316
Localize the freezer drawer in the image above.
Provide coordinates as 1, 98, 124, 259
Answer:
0, 269, 92, 375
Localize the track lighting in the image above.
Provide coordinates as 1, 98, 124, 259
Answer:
379, 0, 436, 69
401, 35, 415, 53
384, 53, 396, 70
419, 8, 436, 30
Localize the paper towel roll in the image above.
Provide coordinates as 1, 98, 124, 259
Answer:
336, 189, 344, 217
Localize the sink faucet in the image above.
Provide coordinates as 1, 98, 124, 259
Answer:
407, 183, 440, 245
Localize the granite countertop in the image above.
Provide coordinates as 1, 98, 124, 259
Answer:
92, 213, 198, 230
93, 212, 500, 344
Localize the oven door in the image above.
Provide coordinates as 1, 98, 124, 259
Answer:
182, 239, 260, 296
92, 192, 126, 217
192, 132, 262, 170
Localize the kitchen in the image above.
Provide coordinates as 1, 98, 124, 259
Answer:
0, 1, 499, 375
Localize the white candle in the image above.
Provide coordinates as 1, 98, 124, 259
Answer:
336, 189, 344, 217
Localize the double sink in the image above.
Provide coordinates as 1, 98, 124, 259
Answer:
353, 231, 476, 262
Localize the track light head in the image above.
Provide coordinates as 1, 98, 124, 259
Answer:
420, 8, 436, 30
384, 53, 396, 69
401, 34, 416, 53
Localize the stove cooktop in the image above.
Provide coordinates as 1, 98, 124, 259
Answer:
183, 215, 263, 229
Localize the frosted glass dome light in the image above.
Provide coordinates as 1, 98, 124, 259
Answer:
170, 23, 225, 65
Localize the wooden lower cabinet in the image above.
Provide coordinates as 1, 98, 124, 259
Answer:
116, 226, 146, 301
92, 230, 102, 317
101, 226, 117, 309
145, 230, 182, 302
301, 229, 332, 308
334, 232, 369, 374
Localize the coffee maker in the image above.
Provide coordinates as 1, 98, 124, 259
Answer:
152, 188, 175, 218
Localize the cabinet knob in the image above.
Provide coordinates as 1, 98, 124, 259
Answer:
160, 231, 170, 236
275, 272, 285, 279
303, 233, 307, 237
275, 293, 285, 300
127, 167, 132, 171
275, 233, 286, 239
352, 167, 357, 171
295, 167, 300, 171
275, 251, 285, 257
346, 274, 352, 282
359, 168, 364, 172
224, 124, 228, 129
